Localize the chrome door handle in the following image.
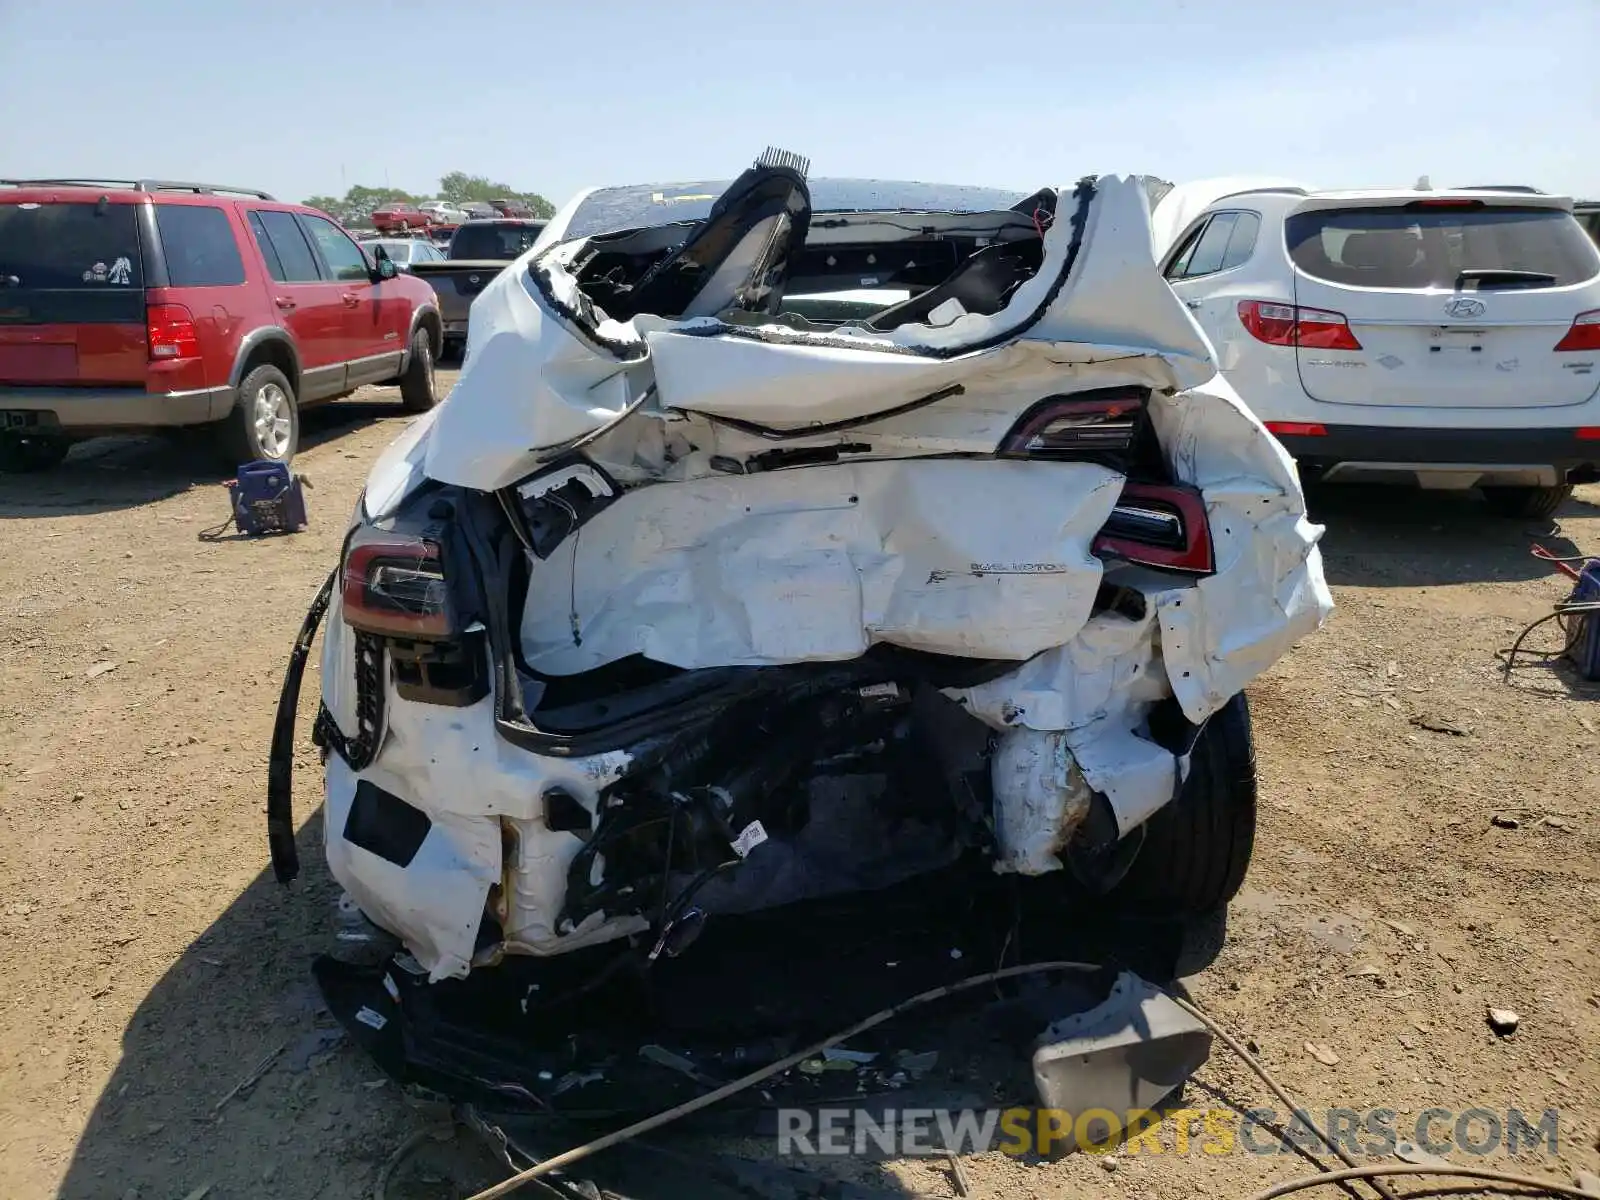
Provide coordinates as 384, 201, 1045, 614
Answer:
274, 296, 296, 310
341, 293, 360, 307
1184, 299, 1202, 310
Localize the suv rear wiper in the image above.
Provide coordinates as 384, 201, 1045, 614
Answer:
1455, 268, 1557, 288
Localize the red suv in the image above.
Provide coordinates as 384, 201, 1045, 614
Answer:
0, 179, 442, 470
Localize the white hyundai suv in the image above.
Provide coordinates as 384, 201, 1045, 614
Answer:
1154, 183, 1600, 517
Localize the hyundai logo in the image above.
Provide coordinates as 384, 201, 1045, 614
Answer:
1444, 297, 1486, 319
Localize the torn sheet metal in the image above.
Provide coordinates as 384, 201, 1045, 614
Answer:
520, 459, 1123, 674
423, 175, 1215, 493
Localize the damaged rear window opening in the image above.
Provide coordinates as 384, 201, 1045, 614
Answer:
266, 149, 1331, 1145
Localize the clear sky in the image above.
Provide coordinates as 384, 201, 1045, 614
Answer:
2, 0, 1596, 206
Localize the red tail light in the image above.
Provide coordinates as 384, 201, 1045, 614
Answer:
999, 389, 1147, 458
341, 528, 455, 639
1264, 421, 1327, 437
1238, 300, 1362, 351
146, 303, 199, 360
1555, 310, 1600, 352
1093, 482, 1213, 574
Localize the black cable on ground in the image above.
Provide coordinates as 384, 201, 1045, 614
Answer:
1164, 993, 1398, 1200
1498, 600, 1600, 680
459, 960, 1103, 1200
1245, 1162, 1594, 1200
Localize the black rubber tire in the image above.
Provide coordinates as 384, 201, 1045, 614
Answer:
0, 435, 71, 473
399, 327, 437, 412
216, 364, 299, 467
1481, 483, 1573, 520
1107, 691, 1258, 916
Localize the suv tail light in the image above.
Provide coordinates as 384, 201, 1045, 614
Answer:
999, 389, 1147, 458
1238, 300, 1362, 351
146, 303, 200, 360
1092, 482, 1213, 574
1555, 310, 1600, 352
341, 527, 456, 639
1264, 421, 1327, 437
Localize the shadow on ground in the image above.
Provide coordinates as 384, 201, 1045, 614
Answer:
1308, 483, 1594, 587
0, 399, 405, 519
56, 808, 1219, 1199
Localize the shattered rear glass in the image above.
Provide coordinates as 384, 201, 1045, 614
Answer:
563, 178, 1031, 241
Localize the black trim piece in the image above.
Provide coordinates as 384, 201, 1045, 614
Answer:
342, 780, 432, 867
1276, 423, 1600, 468
267, 567, 337, 884
228, 327, 301, 391
524, 250, 650, 362
692, 383, 964, 440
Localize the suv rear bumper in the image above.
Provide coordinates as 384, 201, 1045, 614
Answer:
1276, 424, 1600, 488
0, 385, 234, 434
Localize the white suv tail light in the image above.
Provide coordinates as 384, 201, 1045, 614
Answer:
1237, 300, 1362, 351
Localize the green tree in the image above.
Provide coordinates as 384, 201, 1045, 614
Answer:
437, 171, 554, 218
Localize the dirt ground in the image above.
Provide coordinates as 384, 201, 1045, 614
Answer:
1, 372, 1596, 1200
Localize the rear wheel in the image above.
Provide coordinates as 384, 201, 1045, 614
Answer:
1481, 483, 1573, 519
1104, 692, 1258, 915
0, 435, 71, 473
399, 327, 437, 412
217, 364, 299, 466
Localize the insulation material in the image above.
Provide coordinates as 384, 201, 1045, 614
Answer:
989, 729, 1095, 874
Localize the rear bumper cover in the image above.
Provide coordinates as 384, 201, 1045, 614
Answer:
1278, 424, 1600, 473
0, 384, 233, 432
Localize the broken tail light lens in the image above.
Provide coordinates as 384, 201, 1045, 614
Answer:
1554, 310, 1600, 352
341, 527, 456, 639
999, 390, 1147, 458
1237, 300, 1362, 351
1093, 482, 1213, 574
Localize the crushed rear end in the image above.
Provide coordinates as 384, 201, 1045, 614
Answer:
270, 156, 1332, 991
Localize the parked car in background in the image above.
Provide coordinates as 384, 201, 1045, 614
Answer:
488, 197, 535, 217
0, 178, 442, 470
371, 202, 433, 233
357, 237, 447, 272
418, 200, 470, 226
1153, 182, 1600, 517
407, 218, 547, 358
460, 201, 497, 221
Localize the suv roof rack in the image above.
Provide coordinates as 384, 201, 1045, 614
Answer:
1454, 184, 1544, 194
0, 178, 276, 200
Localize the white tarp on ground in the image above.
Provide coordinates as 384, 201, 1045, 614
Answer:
323, 172, 1334, 981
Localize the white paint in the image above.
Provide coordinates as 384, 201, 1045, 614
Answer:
320, 172, 1335, 979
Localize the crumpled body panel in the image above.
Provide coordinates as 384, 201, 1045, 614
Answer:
317, 170, 1334, 981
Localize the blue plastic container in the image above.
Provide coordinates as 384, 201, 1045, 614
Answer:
227, 460, 307, 535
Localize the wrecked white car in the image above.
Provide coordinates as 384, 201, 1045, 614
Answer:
269, 152, 1332, 997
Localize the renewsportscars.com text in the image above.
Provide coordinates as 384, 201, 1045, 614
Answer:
776, 1106, 1560, 1158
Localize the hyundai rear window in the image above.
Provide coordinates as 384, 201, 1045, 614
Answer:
1286, 205, 1600, 290
0, 201, 143, 290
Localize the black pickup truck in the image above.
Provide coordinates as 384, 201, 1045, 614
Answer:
409, 218, 547, 359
